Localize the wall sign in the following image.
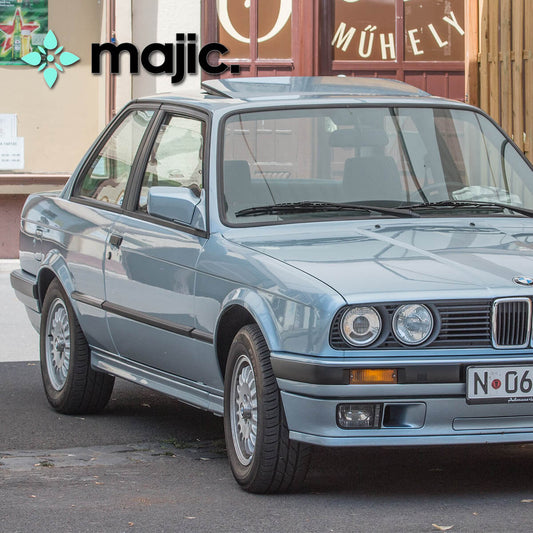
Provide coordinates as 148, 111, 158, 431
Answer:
0, 113, 16, 137
331, 0, 464, 62
0, 137, 24, 170
0, 0, 48, 65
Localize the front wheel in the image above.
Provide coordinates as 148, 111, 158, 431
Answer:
224, 324, 311, 493
40, 279, 115, 414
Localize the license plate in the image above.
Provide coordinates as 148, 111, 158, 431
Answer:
466, 366, 533, 404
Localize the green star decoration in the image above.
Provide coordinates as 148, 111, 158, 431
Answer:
21, 30, 80, 88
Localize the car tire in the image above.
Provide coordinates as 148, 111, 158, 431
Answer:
224, 324, 311, 493
40, 279, 115, 414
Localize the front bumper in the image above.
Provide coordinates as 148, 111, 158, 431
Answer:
272, 351, 533, 447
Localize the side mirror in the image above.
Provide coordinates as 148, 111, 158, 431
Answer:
147, 186, 206, 231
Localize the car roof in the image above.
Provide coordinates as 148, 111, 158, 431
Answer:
201, 76, 429, 98
136, 76, 467, 112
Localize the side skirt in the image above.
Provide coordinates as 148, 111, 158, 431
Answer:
91, 348, 224, 416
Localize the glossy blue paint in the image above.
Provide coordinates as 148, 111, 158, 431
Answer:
147, 186, 204, 229
222, 218, 533, 304
195, 233, 344, 356
11, 77, 533, 448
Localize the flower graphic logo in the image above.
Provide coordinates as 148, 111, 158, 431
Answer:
21, 30, 79, 88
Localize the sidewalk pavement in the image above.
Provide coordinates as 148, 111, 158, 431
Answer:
0, 259, 39, 362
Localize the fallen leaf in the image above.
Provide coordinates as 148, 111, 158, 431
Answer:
95, 481, 104, 485
30, 495, 36, 498
473, 512, 478, 516
128, 523, 134, 527
432, 525, 453, 531
141, 403, 151, 408
521, 499, 533, 503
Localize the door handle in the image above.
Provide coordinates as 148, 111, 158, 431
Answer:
109, 233, 123, 248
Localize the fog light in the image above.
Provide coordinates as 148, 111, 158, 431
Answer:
337, 403, 382, 429
350, 368, 397, 384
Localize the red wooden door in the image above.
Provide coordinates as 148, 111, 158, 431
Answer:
202, 0, 465, 101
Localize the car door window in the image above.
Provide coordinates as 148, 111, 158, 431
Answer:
138, 114, 204, 212
74, 110, 154, 206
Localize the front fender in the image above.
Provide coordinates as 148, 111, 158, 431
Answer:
217, 288, 282, 352
217, 287, 330, 355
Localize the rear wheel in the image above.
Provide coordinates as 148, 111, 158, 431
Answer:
224, 324, 311, 493
40, 279, 114, 414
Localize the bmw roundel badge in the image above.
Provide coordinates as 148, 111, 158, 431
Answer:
513, 276, 533, 286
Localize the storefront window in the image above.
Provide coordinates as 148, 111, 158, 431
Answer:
330, 0, 465, 63
216, 0, 250, 59
216, 0, 292, 60
257, 0, 291, 59
404, 0, 465, 61
332, 0, 396, 61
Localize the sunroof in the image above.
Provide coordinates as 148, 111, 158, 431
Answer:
201, 76, 429, 99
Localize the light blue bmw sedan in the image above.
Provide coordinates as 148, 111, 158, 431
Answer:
11, 76, 533, 493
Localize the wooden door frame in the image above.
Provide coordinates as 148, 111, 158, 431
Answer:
201, 0, 469, 95
201, 0, 315, 77
465, 0, 479, 106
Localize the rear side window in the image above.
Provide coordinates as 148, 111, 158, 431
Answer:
74, 110, 154, 206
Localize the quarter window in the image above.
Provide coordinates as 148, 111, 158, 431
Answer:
74, 110, 154, 206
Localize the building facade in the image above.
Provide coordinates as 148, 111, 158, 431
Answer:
0, 0, 529, 257
203, 0, 466, 100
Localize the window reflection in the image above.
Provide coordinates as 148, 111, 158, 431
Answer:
332, 0, 396, 61
404, 0, 465, 61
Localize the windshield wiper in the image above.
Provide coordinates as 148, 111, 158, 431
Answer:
235, 201, 419, 218
396, 200, 533, 218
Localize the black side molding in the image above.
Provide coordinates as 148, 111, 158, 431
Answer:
102, 301, 194, 337
71, 291, 214, 344
190, 329, 215, 343
71, 291, 104, 308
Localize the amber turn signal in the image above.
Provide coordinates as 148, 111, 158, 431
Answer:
349, 368, 397, 384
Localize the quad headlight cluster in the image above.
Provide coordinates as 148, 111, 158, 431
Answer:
340, 303, 435, 348
341, 306, 382, 346
392, 304, 434, 345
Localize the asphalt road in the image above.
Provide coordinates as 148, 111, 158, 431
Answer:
2, 264, 533, 532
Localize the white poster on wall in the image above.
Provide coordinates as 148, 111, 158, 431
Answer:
0, 137, 24, 170
0, 113, 17, 137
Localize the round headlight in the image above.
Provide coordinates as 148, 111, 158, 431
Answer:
392, 304, 434, 345
341, 306, 382, 347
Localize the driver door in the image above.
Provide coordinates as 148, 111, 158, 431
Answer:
103, 109, 217, 385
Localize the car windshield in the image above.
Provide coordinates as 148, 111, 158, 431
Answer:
221, 106, 533, 225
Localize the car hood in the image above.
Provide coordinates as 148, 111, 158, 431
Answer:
222, 218, 533, 303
